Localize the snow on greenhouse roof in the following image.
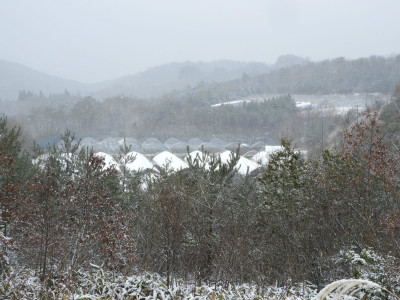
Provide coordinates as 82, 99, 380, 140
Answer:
124, 151, 154, 172
251, 147, 281, 165
94, 152, 119, 171
243, 150, 258, 158
219, 151, 260, 175
235, 157, 260, 175
264, 145, 282, 153
153, 151, 188, 171
251, 151, 270, 165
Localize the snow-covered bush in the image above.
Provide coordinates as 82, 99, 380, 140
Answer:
342, 249, 400, 296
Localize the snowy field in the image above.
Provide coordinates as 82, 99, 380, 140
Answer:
211, 93, 389, 113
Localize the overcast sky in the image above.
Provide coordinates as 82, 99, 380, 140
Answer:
1, 0, 400, 83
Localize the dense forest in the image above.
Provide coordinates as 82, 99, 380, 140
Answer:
1, 87, 400, 297
13, 94, 300, 141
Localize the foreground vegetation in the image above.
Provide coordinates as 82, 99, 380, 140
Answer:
1, 92, 400, 298
1, 267, 320, 299
0, 249, 399, 298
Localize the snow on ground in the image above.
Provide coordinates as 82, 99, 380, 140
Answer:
124, 151, 154, 172
153, 151, 188, 171
210, 93, 385, 114
296, 101, 312, 108
211, 99, 247, 107
1, 268, 320, 299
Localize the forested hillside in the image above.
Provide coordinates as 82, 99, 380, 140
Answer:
2, 54, 399, 104
176, 55, 400, 104
92, 60, 272, 99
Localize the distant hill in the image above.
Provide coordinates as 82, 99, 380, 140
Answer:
90, 60, 272, 99
0, 60, 87, 100
0, 55, 309, 101
175, 55, 400, 104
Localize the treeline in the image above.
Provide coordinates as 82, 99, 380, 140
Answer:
0, 89, 81, 117
177, 55, 400, 103
16, 94, 298, 141
14, 94, 354, 155
1, 107, 400, 290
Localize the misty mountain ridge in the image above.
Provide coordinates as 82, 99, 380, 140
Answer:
174, 54, 400, 104
0, 55, 308, 101
91, 60, 274, 99
0, 59, 87, 100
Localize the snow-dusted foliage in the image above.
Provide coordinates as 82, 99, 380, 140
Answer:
124, 151, 153, 172
0, 230, 14, 274
3, 114, 400, 299
334, 249, 400, 297
0, 267, 319, 299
